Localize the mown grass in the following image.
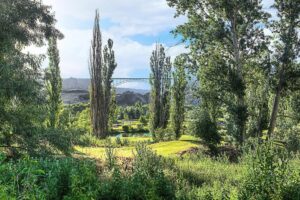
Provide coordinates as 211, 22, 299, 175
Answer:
75, 135, 201, 159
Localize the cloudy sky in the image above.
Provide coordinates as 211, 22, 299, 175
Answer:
32, 0, 275, 88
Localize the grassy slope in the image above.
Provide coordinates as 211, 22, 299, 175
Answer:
75, 135, 201, 159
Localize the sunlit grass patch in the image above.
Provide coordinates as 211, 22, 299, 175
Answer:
149, 140, 199, 157
179, 135, 200, 142
75, 135, 202, 159
74, 146, 135, 159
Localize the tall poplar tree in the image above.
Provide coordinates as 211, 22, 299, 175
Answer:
89, 11, 117, 138
268, 0, 300, 137
171, 55, 187, 139
149, 44, 172, 138
45, 37, 62, 128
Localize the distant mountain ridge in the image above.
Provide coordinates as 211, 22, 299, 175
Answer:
63, 78, 149, 94
62, 78, 150, 105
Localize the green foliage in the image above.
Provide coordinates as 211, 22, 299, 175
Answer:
173, 152, 243, 200
239, 141, 299, 200
285, 125, 300, 153
118, 102, 148, 120
109, 88, 118, 132
149, 44, 172, 139
189, 107, 221, 146
74, 107, 91, 134
75, 133, 103, 147
267, 0, 300, 136
139, 115, 148, 126
167, 0, 271, 144
0, 155, 100, 199
105, 140, 117, 170
0, 0, 68, 157
171, 55, 188, 140
45, 36, 62, 128
89, 11, 117, 138
122, 138, 130, 146
153, 127, 174, 142
122, 125, 130, 133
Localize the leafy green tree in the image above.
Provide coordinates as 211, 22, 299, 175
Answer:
0, 0, 66, 156
45, 37, 62, 128
189, 107, 221, 148
149, 44, 172, 139
167, 0, 270, 144
268, 0, 300, 137
139, 116, 148, 126
89, 11, 117, 138
171, 55, 187, 139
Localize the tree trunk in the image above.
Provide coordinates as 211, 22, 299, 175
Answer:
268, 67, 285, 138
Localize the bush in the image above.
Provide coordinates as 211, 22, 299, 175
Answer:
285, 125, 300, 153
239, 141, 299, 199
189, 107, 221, 146
105, 140, 116, 170
153, 127, 174, 141
122, 125, 130, 133
0, 155, 100, 199
115, 136, 122, 146
136, 124, 145, 132
139, 116, 148, 126
77, 133, 103, 147
97, 143, 176, 200
122, 138, 130, 146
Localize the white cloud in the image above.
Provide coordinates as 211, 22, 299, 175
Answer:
55, 28, 187, 78
32, 0, 273, 81
43, 0, 185, 36
30, 0, 187, 80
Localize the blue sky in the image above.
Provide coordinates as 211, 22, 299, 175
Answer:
29, 0, 275, 89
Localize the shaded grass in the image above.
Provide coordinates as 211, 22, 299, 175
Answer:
174, 155, 246, 187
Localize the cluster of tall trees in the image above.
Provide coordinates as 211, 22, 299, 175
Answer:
167, 0, 300, 145
149, 44, 188, 140
0, 1, 119, 155
149, 44, 172, 137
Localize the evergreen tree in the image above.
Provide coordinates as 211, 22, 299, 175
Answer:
149, 44, 172, 139
171, 55, 187, 139
268, 0, 300, 137
45, 37, 62, 128
89, 11, 117, 138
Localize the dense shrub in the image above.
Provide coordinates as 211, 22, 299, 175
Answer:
139, 116, 148, 126
0, 154, 100, 199
153, 127, 174, 141
0, 142, 175, 199
98, 142, 175, 199
122, 138, 130, 146
122, 125, 130, 133
285, 125, 300, 153
76, 133, 103, 147
189, 108, 221, 147
105, 140, 117, 170
239, 141, 300, 200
